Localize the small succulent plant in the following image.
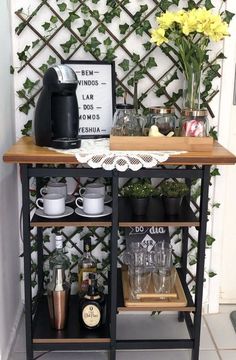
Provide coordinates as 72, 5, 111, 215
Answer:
122, 180, 159, 198
159, 180, 189, 198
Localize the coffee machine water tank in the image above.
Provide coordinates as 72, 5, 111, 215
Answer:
34, 64, 81, 149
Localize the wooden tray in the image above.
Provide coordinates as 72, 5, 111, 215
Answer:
110, 135, 214, 152
122, 267, 187, 308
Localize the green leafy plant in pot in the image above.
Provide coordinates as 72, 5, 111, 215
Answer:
121, 180, 156, 216
159, 180, 189, 216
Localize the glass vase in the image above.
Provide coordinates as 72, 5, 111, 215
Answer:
182, 67, 202, 110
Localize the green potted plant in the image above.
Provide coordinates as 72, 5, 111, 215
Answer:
121, 180, 157, 216
159, 180, 189, 216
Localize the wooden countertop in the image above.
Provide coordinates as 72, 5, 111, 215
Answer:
3, 136, 236, 166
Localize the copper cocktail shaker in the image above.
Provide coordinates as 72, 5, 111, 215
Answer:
47, 266, 70, 330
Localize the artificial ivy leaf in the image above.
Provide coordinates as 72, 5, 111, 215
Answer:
119, 23, 129, 35
131, 53, 140, 63
90, 37, 101, 48
65, 12, 80, 27
172, 0, 180, 4
211, 167, 220, 176
92, 0, 100, 3
15, 22, 26, 35
21, 120, 32, 136
119, 59, 130, 71
143, 41, 152, 51
206, 234, 216, 246
134, 70, 145, 81
139, 93, 147, 102
104, 13, 113, 23
16, 8, 23, 13
23, 78, 40, 93
136, 26, 145, 36
57, 2, 67, 12
143, 20, 151, 31
17, 45, 30, 62
103, 37, 112, 46
50, 16, 58, 24
93, 48, 101, 58
70, 0, 79, 3
98, 24, 106, 34
212, 203, 221, 209
209, 126, 218, 141
39, 64, 48, 74
208, 271, 217, 278
113, 7, 121, 17
17, 89, 26, 98
146, 57, 157, 69
60, 35, 77, 53
160, 0, 173, 11
81, 5, 89, 14
164, 89, 182, 107
19, 103, 30, 115
155, 87, 165, 97
71, 254, 79, 262
47, 55, 56, 65
140, 4, 148, 13
205, 0, 214, 10
42, 22, 50, 31
116, 87, 124, 97
223, 10, 235, 24
92, 10, 100, 20
164, 70, 178, 87
104, 48, 117, 62
32, 39, 40, 48
127, 77, 134, 87
10, 66, 15, 74
77, 19, 92, 36
189, 258, 197, 266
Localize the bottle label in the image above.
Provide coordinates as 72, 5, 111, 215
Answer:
78, 268, 96, 293
82, 304, 101, 328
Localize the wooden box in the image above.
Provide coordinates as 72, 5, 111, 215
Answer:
122, 267, 187, 308
110, 135, 214, 152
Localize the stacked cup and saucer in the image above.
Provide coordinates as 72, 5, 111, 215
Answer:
75, 183, 112, 218
35, 181, 74, 218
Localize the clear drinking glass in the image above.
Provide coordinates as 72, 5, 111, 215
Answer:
128, 265, 151, 298
155, 241, 173, 271
153, 267, 176, 294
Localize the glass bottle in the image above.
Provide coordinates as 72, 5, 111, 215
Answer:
79, 273, 106, 329
49, 233, 70, 283
180, 109, 209, 137
78, 237, 97, 295
146, 107, 177, 135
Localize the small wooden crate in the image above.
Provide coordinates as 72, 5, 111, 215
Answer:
122, 266, 187, 308
110, 135, 214, 152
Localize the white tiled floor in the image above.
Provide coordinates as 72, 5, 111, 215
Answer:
9, 305, 236, 360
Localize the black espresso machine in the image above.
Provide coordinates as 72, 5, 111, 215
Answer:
34, 64, 81, 149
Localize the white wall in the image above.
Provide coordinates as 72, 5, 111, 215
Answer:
0, 1, 22, 359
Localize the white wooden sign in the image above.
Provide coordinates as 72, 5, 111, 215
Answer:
65, 61, 115, 138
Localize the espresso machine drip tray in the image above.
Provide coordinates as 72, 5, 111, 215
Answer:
52, 137, 81, 149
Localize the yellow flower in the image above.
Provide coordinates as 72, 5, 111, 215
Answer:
158, 11, 175, 29
150, 28, 168, 46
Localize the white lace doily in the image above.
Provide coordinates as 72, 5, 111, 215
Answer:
49, 138, 186, 172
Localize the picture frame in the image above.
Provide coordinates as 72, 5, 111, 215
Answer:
63, 60, 116, 138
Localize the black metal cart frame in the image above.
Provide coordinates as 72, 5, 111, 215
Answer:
20, 164, 210, 360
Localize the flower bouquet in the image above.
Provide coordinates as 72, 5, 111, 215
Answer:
151, 7, 229, 110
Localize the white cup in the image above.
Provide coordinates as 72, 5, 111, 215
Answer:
76, 193, 104, 215
79, 183, 105, 197
36, 194, 65, 216
40, 182, 67, 198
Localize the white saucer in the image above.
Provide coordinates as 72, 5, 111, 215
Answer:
104, 195, 112, 204
75, 205, 112, 218
66, 194, 75, 204
35, 206, 74, 219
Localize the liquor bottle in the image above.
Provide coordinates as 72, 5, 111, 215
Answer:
78, 236, 97, 294
79, 273, 106, 329
49, 233, 70, 282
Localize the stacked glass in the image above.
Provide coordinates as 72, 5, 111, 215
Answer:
124, 241, 176, 299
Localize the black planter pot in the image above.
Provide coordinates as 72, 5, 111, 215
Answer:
130, 197, 149, 216
162, 196, 183, 216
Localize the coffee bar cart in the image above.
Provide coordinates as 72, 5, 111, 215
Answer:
3, 136, 236, 360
